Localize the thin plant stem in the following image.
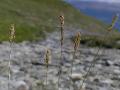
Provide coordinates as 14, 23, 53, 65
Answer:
70, 50, 76, 77
70, 32, 81, 75
69, 32, 81, 90
44, 49, 51, 87
69, 50, 76, 90
45, 66, 48, 85
8, 42, 12, 90
8, 24, 15, 90
79, 14, 119, 90
79, 47, 101, 90
58, 14, 64, 90
58, 35, 63, 89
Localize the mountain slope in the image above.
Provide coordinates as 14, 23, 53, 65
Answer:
0, 0, 119, 42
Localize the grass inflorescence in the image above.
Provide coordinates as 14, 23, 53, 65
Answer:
44, 49, 51, 85
71, 32, 81, 75
58, 14, 65, 90
8, 24, 15, 89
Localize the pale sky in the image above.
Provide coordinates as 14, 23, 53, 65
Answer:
86, 0, 120, 3
67, 0, 120, 3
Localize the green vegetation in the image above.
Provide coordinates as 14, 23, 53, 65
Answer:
71, 32, 120, 49
0, 0, 120, 45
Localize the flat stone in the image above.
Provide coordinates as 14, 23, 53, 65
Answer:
70, 73, 83, 81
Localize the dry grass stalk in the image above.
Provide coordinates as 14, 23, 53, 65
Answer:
44, 49, 51, 85
71, 32, 81, 77
79, 14, 119, 90
73, 32, 81, 53
108, 14, 119, 31
59, 14, 64, 47
58, 14, 64, 89
8, 24, 15, 89
68, 32, 81, 90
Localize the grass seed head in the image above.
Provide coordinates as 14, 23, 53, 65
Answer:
9, 24, 15, 42
59, 14, 64, 26
59, 14, 64, 46
73, 32, 81, 52
45, 49, 51, 67
108, 14, 119, 31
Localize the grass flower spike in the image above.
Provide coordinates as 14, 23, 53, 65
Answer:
69, 32, 81, 90
9, 24, 15, 42
71, 32, 81, 75
58, 14, 65, 90
45, 49, 51, 68
8, 24, 15, 89
108, 14, 119, 31
44, 49, 51, 85
73, 32, 81, 53
59, 14, 64, 46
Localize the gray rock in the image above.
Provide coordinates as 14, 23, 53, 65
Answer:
15, 81, 29, 90
70, 73, 83, 81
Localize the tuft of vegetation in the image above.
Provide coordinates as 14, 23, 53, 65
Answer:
71, 33, 120, 49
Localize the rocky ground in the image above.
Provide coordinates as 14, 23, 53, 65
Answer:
0, 28, 120, 90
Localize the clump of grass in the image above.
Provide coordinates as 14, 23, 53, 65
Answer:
58, 14, 64, 90
80, 35, 114, 48
44, 49, 51, 85
77, 34, 120, 49
8, 24, 15, 89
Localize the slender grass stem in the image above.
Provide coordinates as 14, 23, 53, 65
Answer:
58, 26, 64, 90
79, 14, 118, 90
69, 32, 81, 90
44, 49, 51, 89
45, 66, 48, 85
58, 15, 64, 90
79, 47, 101, 90
8, 42, 12, 90
70, 51, 75, 77
69, 50, 76, 90
8, 24, 15, 90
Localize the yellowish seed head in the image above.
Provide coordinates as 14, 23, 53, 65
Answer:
73, 32, 81, 51
9, 24, 15, 42
108, 14, 119, 31
45, 49, 51, 66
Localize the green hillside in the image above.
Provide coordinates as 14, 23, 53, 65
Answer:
0, 0, 120, 44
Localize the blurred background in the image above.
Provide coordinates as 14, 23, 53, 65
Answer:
0, 0, 120, 90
